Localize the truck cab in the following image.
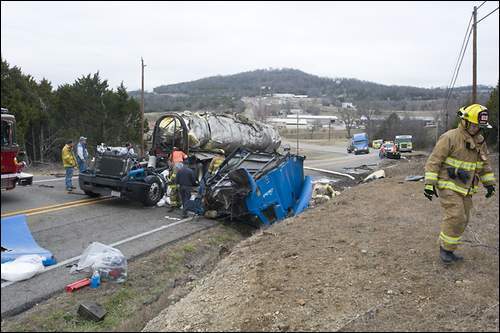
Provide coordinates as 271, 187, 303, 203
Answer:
395, 135, 413, 153
1, 108, 33, 190
347, 133, 369, 155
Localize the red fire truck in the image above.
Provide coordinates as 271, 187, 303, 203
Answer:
1, 108, 33, 190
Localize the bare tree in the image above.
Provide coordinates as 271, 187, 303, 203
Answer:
339, 107, 358, 138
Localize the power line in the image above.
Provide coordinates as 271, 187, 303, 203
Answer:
442, 14, 474, 129
445, 14, 473, 100
477, 6, 499, 24
477, 1, 487, 10
446, 28, 473, 107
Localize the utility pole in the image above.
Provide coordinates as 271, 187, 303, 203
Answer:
296, 111, 299, 155
140, 57, 146, 157
472, 5, 477, 103
435, 118, 440, 144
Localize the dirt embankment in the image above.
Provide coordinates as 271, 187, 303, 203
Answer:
144, 156, 499, 332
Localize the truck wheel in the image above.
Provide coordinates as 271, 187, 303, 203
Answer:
84, 190, 100, 198
143, 177, 164, 206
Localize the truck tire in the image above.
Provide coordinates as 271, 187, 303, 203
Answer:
84, 190, 101, 198
142, 176, 164, 206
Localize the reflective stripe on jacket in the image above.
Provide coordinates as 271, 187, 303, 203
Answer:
424, 123, 496, 196
62, 144, 77, 168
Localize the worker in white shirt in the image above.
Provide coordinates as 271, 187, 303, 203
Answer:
76, 136, 89, 173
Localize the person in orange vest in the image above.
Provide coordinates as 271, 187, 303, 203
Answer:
170, 146, 187, 165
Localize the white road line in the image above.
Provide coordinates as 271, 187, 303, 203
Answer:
32, 176, 79, 184
1, 217, 193, 289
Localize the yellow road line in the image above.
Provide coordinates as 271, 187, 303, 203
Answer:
1, 197, 112, 218
25, 197, 115, 216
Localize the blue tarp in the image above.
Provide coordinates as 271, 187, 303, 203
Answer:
1, 214, 56, 266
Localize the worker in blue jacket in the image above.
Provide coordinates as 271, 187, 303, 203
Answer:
175, 162, 198, 218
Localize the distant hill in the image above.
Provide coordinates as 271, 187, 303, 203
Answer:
130, 68, 492, 112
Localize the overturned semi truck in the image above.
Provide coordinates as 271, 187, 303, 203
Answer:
150, 111, 281, 177
80, 112, 282, 206
203, 147, 313, 226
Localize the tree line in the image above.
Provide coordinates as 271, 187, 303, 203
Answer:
1, 58, 144, 163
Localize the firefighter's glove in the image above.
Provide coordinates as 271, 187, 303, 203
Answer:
424, 184, 438, 201
485, 185, 495, 198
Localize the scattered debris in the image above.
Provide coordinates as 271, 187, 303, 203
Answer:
1, 254, 45, 282
70, 242, 127, 283
310, 180, 340, 207
363, 170, 386, 183
343, 164, 377, 174
38, 184, 55, 188
77, 301, 107, 321
65, 278, 91, 292
49, 173, 66, 178
405, 175, 424, 182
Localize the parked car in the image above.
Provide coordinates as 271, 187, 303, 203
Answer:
379, 142, 401, 159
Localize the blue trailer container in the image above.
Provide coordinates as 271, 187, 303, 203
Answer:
204, 148, 313, 226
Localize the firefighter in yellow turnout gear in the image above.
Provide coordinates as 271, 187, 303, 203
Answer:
424, 104, 496, 263
167, 168, 180, 211
208, 149, 225, 176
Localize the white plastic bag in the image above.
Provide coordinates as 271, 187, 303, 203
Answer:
71, 242, 127, 283
157, 195, 167, 207
1, 255, 45, 282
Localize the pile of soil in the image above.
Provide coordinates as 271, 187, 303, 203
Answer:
144, 156, 499, 332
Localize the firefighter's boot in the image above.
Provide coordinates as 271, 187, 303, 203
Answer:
439, 247, 455, 263
450, 252, 464, 262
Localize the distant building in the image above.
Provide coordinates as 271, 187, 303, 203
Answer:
266, 117, 312, 129
272, 93, 309, 99
266, 115, 338, 128
341, 102, 356, 109
285, 115, 338, 124
273, 93, 295, 98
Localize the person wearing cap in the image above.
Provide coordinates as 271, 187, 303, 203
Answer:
125, 142, 135, 155
62, 140, 77, 192
76, 136, 89, 173
424, 104, 496, 264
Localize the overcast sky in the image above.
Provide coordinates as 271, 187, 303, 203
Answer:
1, 1, 499, 91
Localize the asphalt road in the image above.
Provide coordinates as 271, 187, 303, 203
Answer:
1, 176, 217, 316
0, 141, 381, 317
282, 139, 382, 172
